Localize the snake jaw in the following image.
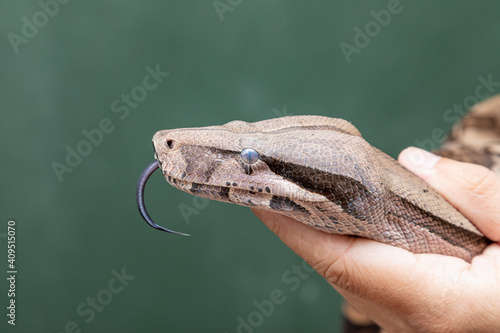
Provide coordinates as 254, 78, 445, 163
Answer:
136, 160, 190, 236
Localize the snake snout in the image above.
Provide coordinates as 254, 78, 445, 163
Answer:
136, 160, 190, 236
153, 130, 183, 153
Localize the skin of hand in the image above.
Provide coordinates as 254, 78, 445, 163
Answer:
252, 147, 500, 332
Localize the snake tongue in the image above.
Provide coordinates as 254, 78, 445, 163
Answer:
136, 160, 190, 236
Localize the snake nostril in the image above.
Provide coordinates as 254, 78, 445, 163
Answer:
166, 140, 175, 149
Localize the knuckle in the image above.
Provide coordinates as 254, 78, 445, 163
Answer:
462, 165, 498, 198
268, 219, 287, 238
316, 240, 367, 294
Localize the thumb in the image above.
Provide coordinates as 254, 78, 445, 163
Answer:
398, 147, 500, 242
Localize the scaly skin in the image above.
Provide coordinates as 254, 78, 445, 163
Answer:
151, 116, 491, 262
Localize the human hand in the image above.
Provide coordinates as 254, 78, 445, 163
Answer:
252, 147, 500, 332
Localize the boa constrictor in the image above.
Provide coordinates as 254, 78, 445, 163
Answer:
137, 96, 500, 263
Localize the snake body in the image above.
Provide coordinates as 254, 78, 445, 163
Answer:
142, 97, 500, 263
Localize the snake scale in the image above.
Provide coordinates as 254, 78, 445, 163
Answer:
137, 96, 500, 263
136, 96, 500, 333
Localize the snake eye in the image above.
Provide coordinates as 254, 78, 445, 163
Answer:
240, 148, 259, 165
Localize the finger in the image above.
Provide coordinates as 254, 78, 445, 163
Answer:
252, 208, 355, 266
399, 147, 500, 242
251, 208, 463, 298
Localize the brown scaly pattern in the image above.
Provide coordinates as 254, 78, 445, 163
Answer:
152, 105, 497, 263
150, 96, 500, 333
343, 96, 500, 333
434, 95, 500, 175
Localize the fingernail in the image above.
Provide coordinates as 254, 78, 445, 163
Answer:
402, 147, 441, 169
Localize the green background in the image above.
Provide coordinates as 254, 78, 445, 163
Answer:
1, 0, 500, 332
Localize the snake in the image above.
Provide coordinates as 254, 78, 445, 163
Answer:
136, 96, 500, 263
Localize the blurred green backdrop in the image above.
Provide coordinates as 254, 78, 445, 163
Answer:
1, 0, 500, 332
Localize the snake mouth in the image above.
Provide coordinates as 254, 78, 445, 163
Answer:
163, 174, 233, 202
